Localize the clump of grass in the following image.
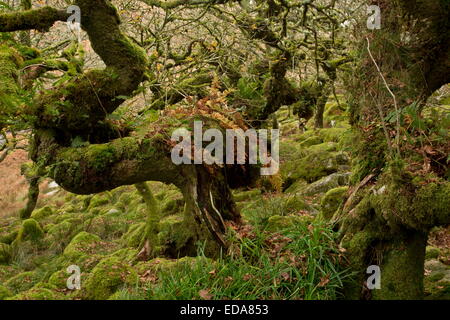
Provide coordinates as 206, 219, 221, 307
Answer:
124, 220, 351, 300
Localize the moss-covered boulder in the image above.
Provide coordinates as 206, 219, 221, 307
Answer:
48, 269, 69, 290
299, 135, 323, 147
82, 256, 138, 300
134, 256, 201, 275
424, 259, 450, 300
47, 220, 71, 237
0, 243, 11, 264
320, 127, 349, 142
4, 271, 39, 294
307, 142, 338, 153
0, 230, 18, 245
319, 186, 349, 221
88, 193, 110, 210
266, 215, 314, 232
16, 219, 44, 242
109, 248, 139, 263
0, 285, 13, 300
302, 173, 350, 196
63, 231, 101, 261
282, 146, 349, 185
425, 246, 441, 260
30, 206, 53, 220
7, 283, 66, 300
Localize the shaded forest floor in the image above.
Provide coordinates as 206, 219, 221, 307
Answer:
0, 98, 449, 300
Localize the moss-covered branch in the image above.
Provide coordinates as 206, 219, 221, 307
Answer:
0, 7, 69, 32
27, 0, 148, 138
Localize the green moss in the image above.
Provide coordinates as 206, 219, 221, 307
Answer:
134, 257, 200, 275
376, 179, 450, 231
161, 198, 184, 215
30, 206, 53, 220
0, 285, 13, 300
48, 270, 69, 289
266, 215, 314, 232
121, 222, 145, 248
4, 271, 39, 294
424, 259, 450, 300
82, 256, 138, 300
426, 246, 441, 260
0, 230, 18, 245
323, 102, 348, 123
371, 233, 426, 300
319, 186, 349, 221
233, 189, 262, 202
88, 193, 110, 209
108, 248, 138, 263
0, 44, 22, 115
117, 192, 133, 207
299, 135, 323, 147
47, 219, 79, 240
282, 148, 341, 184
86, 144, 118, 171
63, 231, 101, 260
7, 283, 66, 300
157, 214, 185, 252
0, 7, 66, 33
16, 219, 44, 242
284, 179, 308, 194
0, 243, 11, 264
307, 142, 338, 153
284, 196, 311, 213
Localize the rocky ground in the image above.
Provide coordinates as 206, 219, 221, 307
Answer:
0, 100, 448, 300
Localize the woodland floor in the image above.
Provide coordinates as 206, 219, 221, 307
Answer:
0, 98, 449, 300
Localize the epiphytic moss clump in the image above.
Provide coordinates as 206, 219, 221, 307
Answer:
374, 170, 450, 232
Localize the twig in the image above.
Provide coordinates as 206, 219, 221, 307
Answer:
366, 37, 401, 157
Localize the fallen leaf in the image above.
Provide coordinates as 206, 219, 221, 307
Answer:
199, 289, 213, 300
243, 274, 254, 281
318, 275, 330, 287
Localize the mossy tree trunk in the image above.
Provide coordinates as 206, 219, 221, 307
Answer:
335, 0, 450, 300
0, 0, 252, 257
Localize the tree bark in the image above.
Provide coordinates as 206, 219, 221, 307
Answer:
336, 0, 450, 300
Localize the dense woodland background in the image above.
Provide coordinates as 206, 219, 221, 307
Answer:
0, 0, 449, 300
